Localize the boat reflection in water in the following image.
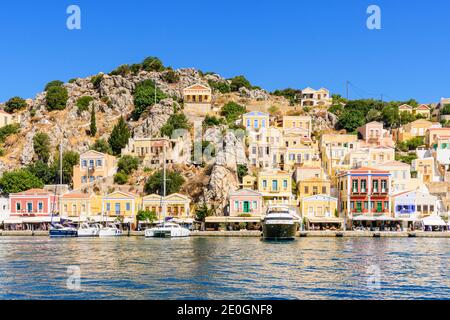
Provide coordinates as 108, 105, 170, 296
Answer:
262, 205, 300, 241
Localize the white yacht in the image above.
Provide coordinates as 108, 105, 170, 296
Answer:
262, 205, 300, 240
144, 147, 191, 238
98, 223, 123, 237
145, 222, 190, 238
77, 223, 101, 237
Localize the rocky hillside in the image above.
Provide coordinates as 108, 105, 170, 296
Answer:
0, 62, 337, 214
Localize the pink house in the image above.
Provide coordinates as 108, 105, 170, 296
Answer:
228, 189, 264, 216
9, 189, 59, 217
357, 121, 394, 147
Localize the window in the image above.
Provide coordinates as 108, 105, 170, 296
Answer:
262, 120, 266, 128
313, 186, 318, 195
247, 119, 251, 128
27, 202, 33, 213
82, 176, 87, 183
253, 201, 257, 209
384, 202, 389, 210
16, 202, 21, 211
322, 186, 327, 194
283, 180, 288, 189
126, 203, 131, 211
262, 180, 267, 188
364, 202, 369, 209
430, 205, 434, 212
81, 160, 87, 168
373, 180, 379, 192
96, 159, 102, 167
38, 202, 43, 211
89, 159, 94, 167
106, 203, 111, 211
352, 180, 358, 192
254, 119, 259, 129
234, 201, 239, 210
272, 180, 278, 191
304, 186, 309, 194
381, 180, 387, 192
361, 180, 367, 192
356, 202, 362, 212
252, 147, 257, 155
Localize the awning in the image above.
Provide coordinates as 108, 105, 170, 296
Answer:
351, 215, 399, 222
422, 215, 447, 226
4, 217, 60, 224
205, 216, 262, 223
173, 218, 195, 224
307, 217, 344, 224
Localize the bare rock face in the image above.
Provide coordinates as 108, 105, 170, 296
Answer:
20, 130, 36, 165
204, 164, 239, 215
100, 75, 135, 114
311, 109, 338, 131
132, 98, 176, 138
239, 87, 269, 101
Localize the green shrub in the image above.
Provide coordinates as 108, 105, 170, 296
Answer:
220, 102, 247, 124
114, 172, 129, 185
203, 115, 224, 129
142, 56, 165, 72
90, 105, 97, 136
229, 75, 252, 92
208, 80, 231, 94
91, 74, 104, 89
0, 124, 20, 143
76, 96, 94, 113
133, 79, 167, 120
160, 113, 191, 137
161, 69, 180, 83
0, 169, 44, 194
118, 155, 140, 175
109, 64, 131, 77
68, 78, 78, 84
5, 97, 27, 113
33, 132, 51, 163
144, 170, 185, 195
45, 80, 64, 91
90, 139, 113, 155
46, 86, 68, 111
108, 117, 131, 155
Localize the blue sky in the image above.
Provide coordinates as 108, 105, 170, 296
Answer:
0, 0, 449, 103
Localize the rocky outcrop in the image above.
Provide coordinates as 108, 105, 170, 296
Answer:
132, 98, 177, 138
204, 164, 239, 215
239, 87, 270, 101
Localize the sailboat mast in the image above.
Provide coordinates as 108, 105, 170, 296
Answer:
59, 143, 63, 185
162, 146, 166, 226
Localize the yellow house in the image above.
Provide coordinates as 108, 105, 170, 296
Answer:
243, 111, 270, 131
300, 195, 342, 230
73, 150, 118, 190
320, 134, 358, 176
298, 177, 331, 199
257, 170, 294, 205
183, 83, 212, 115
282, 116, 312, 138
242, 175, 257, 190
412, 158, 435, 184
395, 119, 441, 143
416, 104, 431, 119
59, 193, 93, 221
102, 191, 138, 223
398, 104, 413, 114
426, 128, 450, 148
142, 193, 191, 221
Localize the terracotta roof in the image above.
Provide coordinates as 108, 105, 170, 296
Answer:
14, 188, 50, 196
62, 193, 91, 199
417, 104, 430, 110
398, 104, 413, 109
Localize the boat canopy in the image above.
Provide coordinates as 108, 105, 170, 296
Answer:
3, 217, 60, 224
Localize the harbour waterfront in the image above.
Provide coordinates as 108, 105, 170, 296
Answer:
0, 237, 449, 300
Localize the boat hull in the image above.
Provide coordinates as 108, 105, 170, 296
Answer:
98, 229, 123, 237
77, 229, 99, 237
262, 223, 297, 240
145, 228, 190, 238
49, 229, 78, 238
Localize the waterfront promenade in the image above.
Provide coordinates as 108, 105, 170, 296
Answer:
1, 230, 450, 238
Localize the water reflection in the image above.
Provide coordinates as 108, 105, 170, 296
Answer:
0, 237, 448, 299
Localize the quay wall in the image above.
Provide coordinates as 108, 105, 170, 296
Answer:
1, 230, 449, 238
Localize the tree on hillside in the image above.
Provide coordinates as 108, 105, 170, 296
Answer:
91, 139, 113, 155
90, 105, 97, 136
45, 80, 64, 91
133, 79, 167, 120
229, 75, 252, 92
160, 113, 191, 138
51, 151, 80, 186
237, 164, 248, 183
336, 110, 365, 133
76, 96, 94, 113
33, 132, 51, 163
117, 155, 140, 175
0, 124, 20, 143
46, 86, 68, 111
26, 160, 56, 185
5, 97, 27, 113
108, 117, 131, 156
142, 56, 165, 72
144, 170, 185, 195
0, 169, 44, 194
220, 102, 247, 124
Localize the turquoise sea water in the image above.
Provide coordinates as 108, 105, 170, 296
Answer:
0, 237, 448, 300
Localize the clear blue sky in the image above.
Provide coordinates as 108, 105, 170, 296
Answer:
0, 0, 449, 103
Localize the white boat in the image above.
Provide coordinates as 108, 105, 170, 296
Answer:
49, 223, 78, 238
98, 223, 123, 237
262, 205, 300, 240
145, 222, 190, 238
77, 223, 101, 237
144, 146, 191, 238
